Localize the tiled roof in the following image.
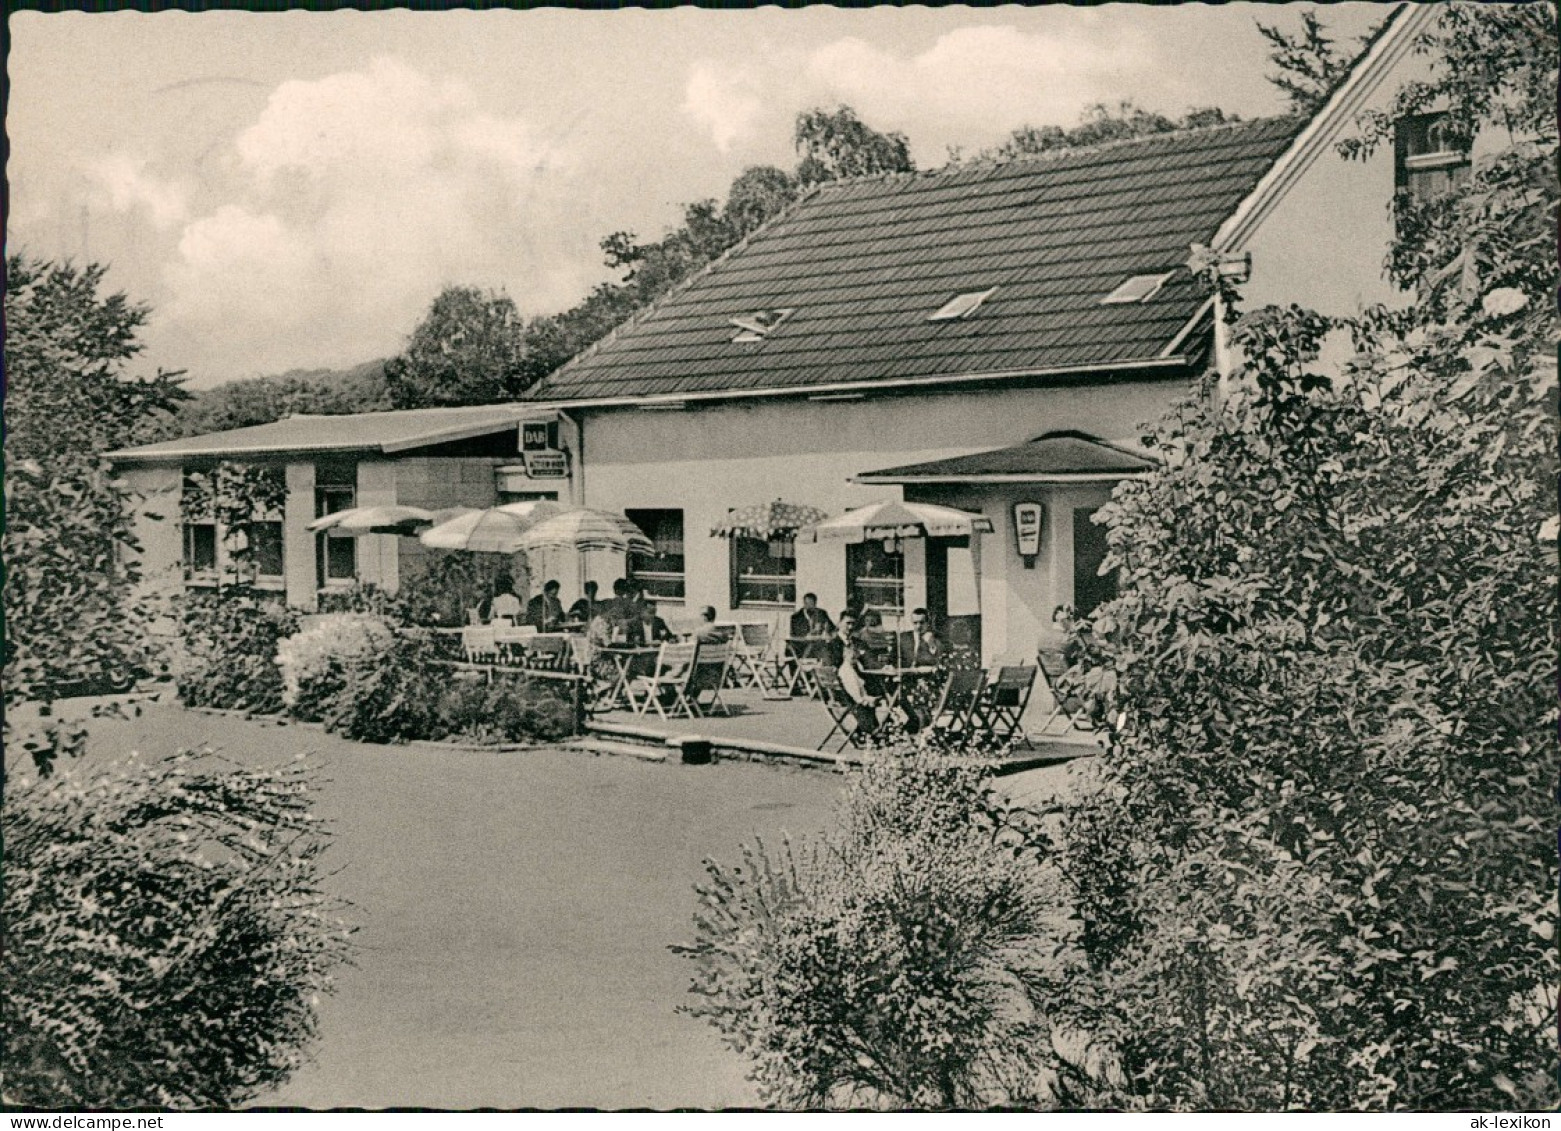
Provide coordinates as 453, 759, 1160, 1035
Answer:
528, 117, 1302, 403
108, 404, 547, 463
857, 432, 1158, 482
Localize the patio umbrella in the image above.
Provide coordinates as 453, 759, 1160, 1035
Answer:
307, 504, 438, 536
418, 506, 547, 554
710, 499, 829, 539
796, 500, 994, 543
516, 508, 654, 555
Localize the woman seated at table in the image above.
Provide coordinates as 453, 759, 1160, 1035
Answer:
826, 611, 880, 734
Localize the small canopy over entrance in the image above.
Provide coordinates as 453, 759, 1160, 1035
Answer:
854, 431, 1157, 486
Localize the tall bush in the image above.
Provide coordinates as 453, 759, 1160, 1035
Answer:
275, 613, 396, 721
175, 589, 299, 715
2, 747, 353, 1108
677, 756, 1056, 1109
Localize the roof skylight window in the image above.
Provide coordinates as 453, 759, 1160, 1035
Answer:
730, 308, 794, 342
1101, 272, 1174, 305
927, 287, 997, 322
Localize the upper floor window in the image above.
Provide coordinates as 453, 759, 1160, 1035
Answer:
1395, 112, 1471, 203
626, 508, 685, 601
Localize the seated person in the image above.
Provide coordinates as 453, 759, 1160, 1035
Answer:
899, 608, 947, 667
826, 611, 880, 734
789, 592, 835, 640
484, 577, 523, 623
567, 580, 600, 626
693, 606, 728, 643
587, 611, 614, 648
525, 579, 566, 632
639, 603, 674, 644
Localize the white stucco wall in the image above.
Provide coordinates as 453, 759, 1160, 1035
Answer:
575, 377, 1187, 660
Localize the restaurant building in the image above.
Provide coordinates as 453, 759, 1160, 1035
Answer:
110, 4, 1475, 663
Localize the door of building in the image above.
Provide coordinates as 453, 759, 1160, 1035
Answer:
925, 536, 980, 657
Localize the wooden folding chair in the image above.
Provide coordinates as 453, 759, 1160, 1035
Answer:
925, 667, 987, 745
1034, 649, 1106, 734
813, 666, 879, 754
524, 635, 571, 673
628, 641, 698, 719
730, 623, 776, 689
686, 642, 734, 716
972, 665, 1038, 749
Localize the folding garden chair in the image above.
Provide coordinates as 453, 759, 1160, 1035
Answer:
686, 642, 734, 717
524, 635, 571, 672
971, 665, 1038, 749
813, 666, 879, 755
729, 622, 776, 689
925, 667, 987, 746
1034, 648, 1107, 734
628, 641, 698, 719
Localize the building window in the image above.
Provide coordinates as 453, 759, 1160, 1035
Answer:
1073, 507, 1119, 618
247, 521, 285, 579
731, 534, 796, 607
315, 481, 357, 588
626, 508, 685, 600
183, 523, 217, 579
847, 540, 904, 618
1395, 112, 1471, 203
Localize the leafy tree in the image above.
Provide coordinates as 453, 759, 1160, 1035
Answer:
383, 285, 533, 409
1037, 4, 1558, 1109
3, 256, 188, 735
169, 359, 390, 438
981, 103, 1239, 163
1257, 9, 1361, 117
4, 255, 189, 461
795, 104, 915, 185
3, 745, 353, 1107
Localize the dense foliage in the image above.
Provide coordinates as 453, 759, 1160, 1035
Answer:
2, 747, 352, 1108
383, 286, 533, 409
3, 256, 189, 724
275, 614, 398, 722
976, 102, 1240, 163
1257, 8, 1368, 117
678, 756, 1055, 1109
174, 590, 299, 715
167, 360, 390, 439
1036, 5, 1559, 1109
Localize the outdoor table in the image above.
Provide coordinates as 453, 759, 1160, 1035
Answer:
593, 645, 660, 711
863, 665, 941, 713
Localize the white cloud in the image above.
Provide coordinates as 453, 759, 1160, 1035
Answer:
684, 22, 1199, 162
153, 57, 591, 379
88, 153, 188, 229
682, 61, 766, 152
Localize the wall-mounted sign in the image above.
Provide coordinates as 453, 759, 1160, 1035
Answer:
523, 450, 568, 479
521, 420, 557, 452
1013, 502, 1043, 564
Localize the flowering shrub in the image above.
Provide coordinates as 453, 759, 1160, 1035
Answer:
2, 745, 353, 1108
677, 754, 1057, 1109
275, 614, 396, 721
175, 588, 299, 714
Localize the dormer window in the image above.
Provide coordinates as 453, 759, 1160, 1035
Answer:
730, 308, 794, 343
1101, 272, 1173, 305
1395, 112, 1471, 203
927, 287, 997, 321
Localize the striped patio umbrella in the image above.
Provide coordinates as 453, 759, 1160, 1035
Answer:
710, 499, 829, 539
796, 500, 994, 543
307, 504, 438, 536
516, 508, 654, 555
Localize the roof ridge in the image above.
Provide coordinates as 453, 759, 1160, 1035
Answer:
806, 115, 1302, 192
526, 183, 826, 397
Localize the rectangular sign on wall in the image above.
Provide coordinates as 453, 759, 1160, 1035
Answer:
1013, 502, 1043, 557
523, 451, 568, 479
521, 421, 554, 452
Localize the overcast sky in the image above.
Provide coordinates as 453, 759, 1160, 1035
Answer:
7, 2, 1388, 388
